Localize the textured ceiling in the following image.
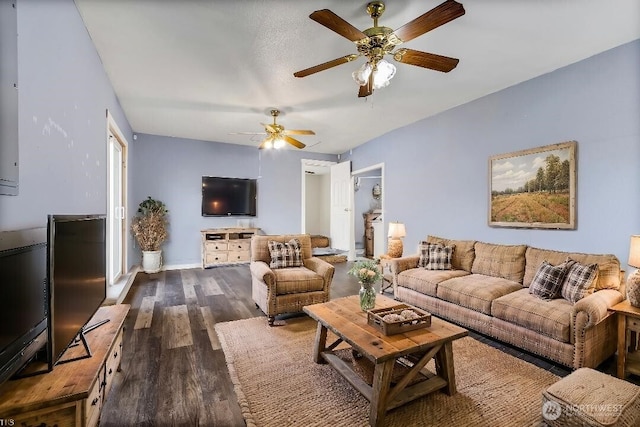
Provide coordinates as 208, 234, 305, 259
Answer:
74, 0, 640, 154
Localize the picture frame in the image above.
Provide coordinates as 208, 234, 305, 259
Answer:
489, 141, 576, 229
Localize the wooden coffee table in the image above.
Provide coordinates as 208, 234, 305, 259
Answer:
303, 295, 468, 427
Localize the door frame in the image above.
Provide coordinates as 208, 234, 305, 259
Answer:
300, 159, 336, 234
349, 163, 385, 261
106, 110, 128, 285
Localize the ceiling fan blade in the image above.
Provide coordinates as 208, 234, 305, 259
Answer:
284, 129, 315, 136
393, 0, 465, 43
393, 48, 459, 72
310, 9, 368, 42
358, 73, 373, 98
294, 54, 359, 78
283, 135, 306, 149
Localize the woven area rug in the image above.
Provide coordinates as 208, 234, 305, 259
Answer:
215, 316, 558, 427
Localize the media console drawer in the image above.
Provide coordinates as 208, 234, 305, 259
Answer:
206, 241, 228, 251
201, 228, 260, 268
228, 251, 250, 263
205, 252, 228, 264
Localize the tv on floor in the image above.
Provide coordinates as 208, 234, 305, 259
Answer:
201, 176, 257, 217
47, 214, 107, 365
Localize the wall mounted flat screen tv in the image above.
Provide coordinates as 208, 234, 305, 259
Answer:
202, 176, 257, 217
0, 228, 49, 386
47, 214, 107, 365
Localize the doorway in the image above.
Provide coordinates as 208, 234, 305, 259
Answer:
301, 159, 384, 261
106, 111, 128, 286
349, 163, 384, 261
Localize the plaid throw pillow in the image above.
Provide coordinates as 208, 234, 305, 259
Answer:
418, 241, 435, 268
529, 260, 572, 300
561, 259, 599, 304
268, 239, 303, 269
418, 242, 454, 270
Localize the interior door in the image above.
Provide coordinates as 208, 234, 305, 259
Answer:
330, 161, 351, 251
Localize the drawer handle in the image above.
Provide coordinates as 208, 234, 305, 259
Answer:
108, 368, 113, 375
113, 351, 118, 358
101, 380, 107, 388
92, 397, 99, 406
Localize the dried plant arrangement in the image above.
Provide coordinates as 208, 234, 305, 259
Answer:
131, 196, 168, 251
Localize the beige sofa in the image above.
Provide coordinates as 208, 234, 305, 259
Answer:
389, 235, 625, 369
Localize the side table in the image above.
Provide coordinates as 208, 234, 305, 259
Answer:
611, 300, 640, 379
378, 256, 393, 294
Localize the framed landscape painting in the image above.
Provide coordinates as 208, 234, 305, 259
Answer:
489, 141, 576, 229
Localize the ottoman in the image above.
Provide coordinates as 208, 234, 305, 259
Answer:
542, 368, 640, 426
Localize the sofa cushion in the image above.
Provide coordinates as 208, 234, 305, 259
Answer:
523, 246, 620, 291
529, 260, 572, 300
398, 268, 470, 297
436, 274, 522, 315
268, 238, 303, 268
492, 288, 572, 343
273, 267, 324, 295
471, 242, 527, 284
427, 235, 476, 272
561, 260, 599, 304
418, 242, 454, 270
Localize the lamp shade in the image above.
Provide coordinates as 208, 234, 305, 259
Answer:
629, 235, 640, 268
372, 59, 396, 89
388, 222, 406, 239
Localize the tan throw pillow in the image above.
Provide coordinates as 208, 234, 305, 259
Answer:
268, 239, 303, 269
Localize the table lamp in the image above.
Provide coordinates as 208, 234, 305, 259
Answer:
627, 235, 640, 307
387, 222, 406, 258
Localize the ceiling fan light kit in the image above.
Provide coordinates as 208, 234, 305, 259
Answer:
294, 0, 465, 97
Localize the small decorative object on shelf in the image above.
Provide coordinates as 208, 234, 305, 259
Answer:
348, 259, 382, 311
627, 235, 640, 307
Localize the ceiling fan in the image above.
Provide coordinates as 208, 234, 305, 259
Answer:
293, 0, 465, 98
231, 109, 315, 150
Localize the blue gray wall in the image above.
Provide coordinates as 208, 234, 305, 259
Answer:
130, 134, 336, 268
0, 0, 132, 231
342, 40, 640, 266
3, 1, 636, 274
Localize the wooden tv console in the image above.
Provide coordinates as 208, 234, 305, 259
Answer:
201, 227, 260, 268
0, 304, 130, 427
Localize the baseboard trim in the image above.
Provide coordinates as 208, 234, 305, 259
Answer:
162, 262, 201, 271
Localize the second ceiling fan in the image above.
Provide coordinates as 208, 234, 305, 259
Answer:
293, 0, 465, 98
232, 109, 315, 150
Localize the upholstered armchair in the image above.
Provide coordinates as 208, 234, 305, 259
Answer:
250, 234, 335, 325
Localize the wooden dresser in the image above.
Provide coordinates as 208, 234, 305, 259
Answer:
363, 212, 382, 259
201, 227, 260, 268
0, 304, 130, 427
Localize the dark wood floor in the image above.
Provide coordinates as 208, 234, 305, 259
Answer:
99, 261, 636, 426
